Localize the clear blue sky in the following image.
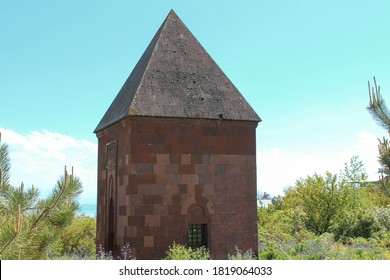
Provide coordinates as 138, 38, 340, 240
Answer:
1, 0, 390, 203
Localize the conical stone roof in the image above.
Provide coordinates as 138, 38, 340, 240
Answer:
94, 10, 261, 133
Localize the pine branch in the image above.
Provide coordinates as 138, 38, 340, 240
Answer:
367, 77, 390, 132
29, 167, 70, 230
0, 205, 22, 256
29, 166, 81, 231
0, 143, 11, 186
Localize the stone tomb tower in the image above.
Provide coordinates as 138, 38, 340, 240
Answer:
94, 10, 261, 260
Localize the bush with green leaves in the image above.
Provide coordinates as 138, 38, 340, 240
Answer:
53, 242, 135, 260
258, 156, 390, 260
52, 215, 96, 258
164, 242, 210, 260
372, 206, 390, 231
259, 233, 390, 260
283, 172, 350, 235
227, 246, 257, 260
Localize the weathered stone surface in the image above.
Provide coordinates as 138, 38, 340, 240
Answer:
96, 117, 258, 259
94, 10, 260, 133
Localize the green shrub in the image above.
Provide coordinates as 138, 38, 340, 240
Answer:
51, 215, 96, 258
373, 206, 390, 231
53, 243, 135, 260
258, 242, 290, 260
228, 246, 256, 260
164, 242, 210, 260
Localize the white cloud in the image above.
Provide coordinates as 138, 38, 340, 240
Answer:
0, 128, 97, 204
257, 130, 381, 197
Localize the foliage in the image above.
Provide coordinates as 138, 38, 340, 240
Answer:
332, 208, 380, 242
0, 135, 10, 187
373, 206, 390, 231
0, 133, 83, 260
339, 156, 368, 187
54, 243, 114, 260
53, 242, 136, 260
52, 215, 96, 258
227, 246, 257, 260
367, 77, 390, 198
95, 244, 114, 260
360, 182, 390, 207
283, 172, 348, 235
367, 77, 390, 133
164, 242, 210, 260
257, 77, 390, 260
259, 232, 390, 260
258, 156, 390, 260
95, 242, 135, 260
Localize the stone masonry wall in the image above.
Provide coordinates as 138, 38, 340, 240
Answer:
96, 117, 258, 259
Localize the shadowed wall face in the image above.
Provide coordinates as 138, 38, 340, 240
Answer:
96, 117, 258, 259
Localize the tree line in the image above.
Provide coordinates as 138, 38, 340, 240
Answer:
257, 77, 390, 259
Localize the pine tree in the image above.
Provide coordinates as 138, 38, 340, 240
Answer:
0, 132, 83, 259
367, 77, 390, 197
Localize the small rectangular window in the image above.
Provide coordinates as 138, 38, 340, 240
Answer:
188, 224, 207, 248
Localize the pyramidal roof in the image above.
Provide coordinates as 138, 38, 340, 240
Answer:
94, 10, 261, 133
